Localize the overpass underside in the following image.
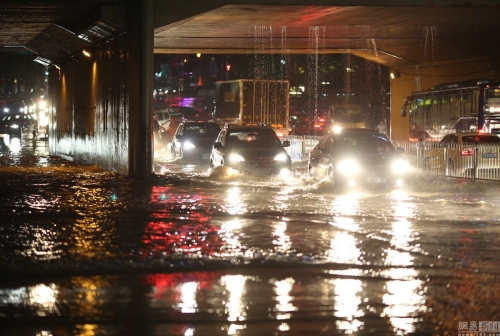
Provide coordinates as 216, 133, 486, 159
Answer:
6, 1, 498, 176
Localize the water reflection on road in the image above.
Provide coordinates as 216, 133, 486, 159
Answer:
1, 143, 500, 335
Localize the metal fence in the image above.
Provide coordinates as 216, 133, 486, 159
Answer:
285, 135, 500, 181
393, 140, 500, 180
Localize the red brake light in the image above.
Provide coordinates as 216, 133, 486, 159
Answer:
461, 149, 474, 156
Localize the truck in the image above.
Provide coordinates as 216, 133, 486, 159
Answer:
213, 79, 289, 137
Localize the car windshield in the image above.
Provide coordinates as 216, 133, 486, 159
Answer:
227, 130, 282, 149
461, 135, 500, 143
333, 134, 395, 153
184, 124, 220, 135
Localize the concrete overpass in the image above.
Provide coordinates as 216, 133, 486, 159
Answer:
1, 0, 499, 177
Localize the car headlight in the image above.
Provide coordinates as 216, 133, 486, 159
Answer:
337, 159, 360, 176
229, 153, 245, 162
274, 153, 288, 161
10, 124, 19, 129
183, 141, 195, 150
392, 159, 410, 174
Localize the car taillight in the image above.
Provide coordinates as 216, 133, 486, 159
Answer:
313, 124, 321, 128
461, 149, 474, 156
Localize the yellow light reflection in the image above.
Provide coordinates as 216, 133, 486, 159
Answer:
221, 275, 247, 322
75, 324, 100, 336
177, 281, 198, 313
334, 279, 363, 332
273, 278, 297, 320
272, 221, 291, 253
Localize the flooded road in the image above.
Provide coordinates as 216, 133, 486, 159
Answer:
1, 140, 500, 336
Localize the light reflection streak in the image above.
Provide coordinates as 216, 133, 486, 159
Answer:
228, 324, 246, 335
9, 137, 21, 153
332, 193, 361, 217
220, 275, 247, 322
177, 281, 198, 313
382, 279, 424, 333
381, 190, 425, 334
224, 187, 246, 215
220, 219, 242, 255
75, 324, 100, 336
0, 284, 59, 315
333, 279, 362, 332
19, 224, 62, 261
272, 221, 292, 253
327, 232, 360, 264
273, 278, 297, 320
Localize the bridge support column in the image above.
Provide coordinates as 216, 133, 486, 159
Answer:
127, 0, 154, 178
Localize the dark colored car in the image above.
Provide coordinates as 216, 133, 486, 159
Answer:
2, 100, 27, 114
168, 106, 212, 122
0, 113, 38, 138
308, 128, 409, 188
210, 125, 292, 175
171, 121, 221, 162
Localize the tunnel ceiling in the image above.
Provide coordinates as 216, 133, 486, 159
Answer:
0, 1, 500, 71
154, 4, 500, 71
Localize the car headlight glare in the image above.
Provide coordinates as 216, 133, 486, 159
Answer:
392, 159, 410, 173
337, 159, 360, 176
183, 141, 195, 150
274, 153, 288, 161
10, 124, 19, 129
3, 108, 8, 113
229, 153, 245, 162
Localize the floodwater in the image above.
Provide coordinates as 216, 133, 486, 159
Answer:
1, 139, 500, 336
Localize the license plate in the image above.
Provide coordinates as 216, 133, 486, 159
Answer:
202, 153, 210, 159
482, 153, 498, 158
367, 177, 386, 183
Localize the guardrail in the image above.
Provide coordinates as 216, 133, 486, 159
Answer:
285, 135, 500, 181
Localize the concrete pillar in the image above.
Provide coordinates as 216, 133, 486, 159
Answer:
127, 0, 154, 178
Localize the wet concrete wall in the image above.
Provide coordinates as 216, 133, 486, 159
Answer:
48, 34, 130, 174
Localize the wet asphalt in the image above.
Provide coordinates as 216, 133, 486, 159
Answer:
1, 136, 500, 336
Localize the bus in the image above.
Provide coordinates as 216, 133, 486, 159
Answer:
404, 79, 500, 141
